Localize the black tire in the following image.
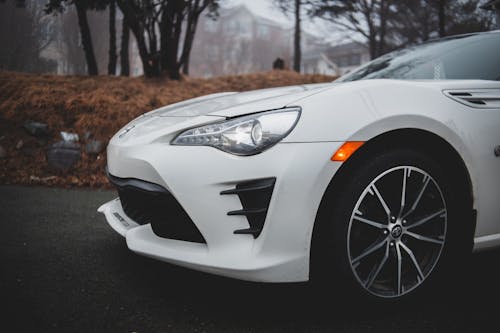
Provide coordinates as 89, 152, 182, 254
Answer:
311, 148, 472, 302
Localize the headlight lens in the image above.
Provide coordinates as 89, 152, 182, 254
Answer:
171, 107, 301, 155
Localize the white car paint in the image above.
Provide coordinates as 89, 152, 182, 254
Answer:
99, 35, 500, 283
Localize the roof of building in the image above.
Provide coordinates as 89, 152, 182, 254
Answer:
220, 4, 283, 28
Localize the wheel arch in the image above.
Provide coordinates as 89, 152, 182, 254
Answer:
310, 128, 475, 280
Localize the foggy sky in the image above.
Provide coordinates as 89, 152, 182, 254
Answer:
231, 0, 291, 25
227, 0, 351, 43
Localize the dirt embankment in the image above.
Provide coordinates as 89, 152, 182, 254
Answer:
0, 70, 335, 188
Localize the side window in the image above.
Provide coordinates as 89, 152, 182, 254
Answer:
257, 25, 269, 39
442, 36, 500, 81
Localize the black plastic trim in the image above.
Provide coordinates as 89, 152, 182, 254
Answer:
220, 182, 275, 195
221, 177, 276, 238
234, 228, 261, 237
106, 168, 167, 194
227, 208, 267, 216
106, 168, 206, 244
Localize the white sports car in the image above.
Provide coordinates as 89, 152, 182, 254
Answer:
99, 31, 500, 300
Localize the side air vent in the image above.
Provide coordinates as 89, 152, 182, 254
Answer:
221, 178, 276, 238
444, 89, 500, 109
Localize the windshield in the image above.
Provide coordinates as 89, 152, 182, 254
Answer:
338, 32, 500, 82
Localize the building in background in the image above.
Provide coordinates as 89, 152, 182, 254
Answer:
190, 5, 290, 77
189, 4, 329, 77
302, 42, 370, 76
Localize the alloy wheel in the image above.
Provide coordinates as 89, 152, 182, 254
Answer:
347, 166, 447, 298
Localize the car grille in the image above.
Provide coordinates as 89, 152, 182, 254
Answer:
107, 171, 206, 244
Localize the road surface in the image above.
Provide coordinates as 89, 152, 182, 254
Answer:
1, 185, 498, 332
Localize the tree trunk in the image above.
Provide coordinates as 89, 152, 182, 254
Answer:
368, 33, 377, 59
438, 0, 446, 37
181, 50, 191, 75
75, 1, 98, 75
180, 17, 198, 75
108, 0, 117, 75
494, 5, 500, 29
293, 0, 301, 73
160, 2, 184, 80
120, 17, 130, 76
116, 0, 157, 77
377, 0, 389, 57
180, 0, 202, 76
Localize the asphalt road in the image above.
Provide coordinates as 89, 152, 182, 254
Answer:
1, 185, 500, 332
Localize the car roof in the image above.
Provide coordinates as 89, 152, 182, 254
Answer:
426, 29, 500, 44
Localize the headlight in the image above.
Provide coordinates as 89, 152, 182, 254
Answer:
171, 107, 301, 155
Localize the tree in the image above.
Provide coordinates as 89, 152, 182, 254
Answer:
436, 0, 447, 37
311, 0, 396, 59
311, 0, 493, 60
293, 0, 301, 72
59, 9, 87, 74
0, 0, 57, 72
108, 0, 117, 74
120, 16, 130, 76
180, 0, 218, 75
74, 0, 99, 75
390, 0, 437, 45
274, 0, 305, 72
391, 0, 494, 46
445, 0, 494, 35
116, 0, 219, 78
45, 0, 106, 75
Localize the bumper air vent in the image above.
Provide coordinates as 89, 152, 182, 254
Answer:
444, 89, 500, 109
221, 178, 276, 238
107, 170, 206, 244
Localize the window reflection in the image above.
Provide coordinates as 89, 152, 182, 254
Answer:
339, 33, 500, 82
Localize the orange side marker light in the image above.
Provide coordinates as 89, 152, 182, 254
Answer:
331, 141, 365, 162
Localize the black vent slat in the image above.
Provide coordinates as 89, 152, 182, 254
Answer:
449, 92, 472, 96
108, 171, 206, 244
234, 228, 262, 237
221, 178, 276, 238
227, 208, 267, 216
220, 182, 275, 195
467, 100, 487, 105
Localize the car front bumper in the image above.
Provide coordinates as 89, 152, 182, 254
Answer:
98, 140, 342, 282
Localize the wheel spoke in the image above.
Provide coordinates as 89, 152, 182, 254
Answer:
396, 242, 402, 295
371, 184, 391, 220
352, 237, 388, 265
399, 167, 408, 217
405, 231, 444, 245
353, 215, 387, 229
365, 241, 390, 289
407, 209, 446, 229
399, 242, 425, 281
402, 175, 430, 219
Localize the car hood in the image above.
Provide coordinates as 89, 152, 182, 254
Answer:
145, 83, 335, 118
111, 82, 336, 146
